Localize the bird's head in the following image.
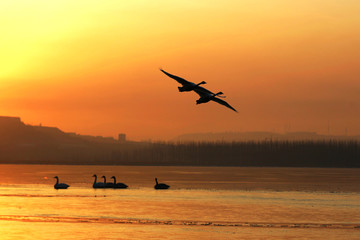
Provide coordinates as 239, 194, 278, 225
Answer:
215, 91, 223, 96
92, 174, 97, 177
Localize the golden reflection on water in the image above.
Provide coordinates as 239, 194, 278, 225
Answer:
0, 165, 360, 239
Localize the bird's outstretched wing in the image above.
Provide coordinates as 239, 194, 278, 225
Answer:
194, 86, 215, 97
212, 97, 238, 112
160, 69, 189, 85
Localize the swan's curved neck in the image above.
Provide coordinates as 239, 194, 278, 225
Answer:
93, 176, 97, 184
103, 177, 106, 183
55, 177, 59, 184
113, 177, 116, 184
155, 178, 158, 185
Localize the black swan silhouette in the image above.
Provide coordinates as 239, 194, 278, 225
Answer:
102, 176, 114, 188
154, 178, 170, 190
111, 176, 128, 189
92, 174, 105, 188
54, 176, 69, 189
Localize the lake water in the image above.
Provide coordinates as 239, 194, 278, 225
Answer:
0, 165, 360, 239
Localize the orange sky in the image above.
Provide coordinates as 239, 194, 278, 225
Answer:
1, 1, 360, 140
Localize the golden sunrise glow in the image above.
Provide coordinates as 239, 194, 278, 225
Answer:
1, 0, 360, 140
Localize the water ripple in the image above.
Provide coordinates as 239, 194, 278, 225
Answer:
0, 215, 359, 229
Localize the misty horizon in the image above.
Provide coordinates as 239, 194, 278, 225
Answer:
2, 115, 360, 142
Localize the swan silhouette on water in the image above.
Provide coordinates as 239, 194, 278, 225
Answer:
160, 69, 206, 92
194, 87, 237, 112
54, 176, 69, 189
111, 176, 128, 189
102, 176, 114, 188
154, 178, 170, 190
92, 174, 105, 188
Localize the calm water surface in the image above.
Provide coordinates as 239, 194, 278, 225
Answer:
0, 165, 360, 239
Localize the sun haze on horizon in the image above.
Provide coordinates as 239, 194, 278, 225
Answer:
1, 0, 359, 140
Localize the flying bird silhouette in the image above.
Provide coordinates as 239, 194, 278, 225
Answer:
194, 87, 237, 112
160, 68, 206, 92
160, 68, 237, 112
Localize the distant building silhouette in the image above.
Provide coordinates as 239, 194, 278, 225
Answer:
118, 133, 126, 143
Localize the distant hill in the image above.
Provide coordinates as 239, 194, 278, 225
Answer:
0, 116, 120, 146
0, 116, 142, 164
173, 131, 360, 142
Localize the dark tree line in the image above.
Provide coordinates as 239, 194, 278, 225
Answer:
1, 140, 359, 167
112, 140, 360, 167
